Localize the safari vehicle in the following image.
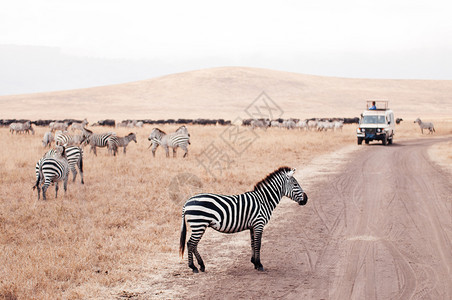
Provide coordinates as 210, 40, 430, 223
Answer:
356, 100, 395, 145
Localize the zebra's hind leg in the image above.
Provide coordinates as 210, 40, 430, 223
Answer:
55, 182, 59, 198
181, 145, 188, 158
71, 166, 77, 182
187, 226, 207, 273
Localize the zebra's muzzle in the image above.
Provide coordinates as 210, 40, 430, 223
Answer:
298, 192, 308, 205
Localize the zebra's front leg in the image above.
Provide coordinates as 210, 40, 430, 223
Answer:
252, 226, 265, 271
164, 146, 170, 158
250, 228, 256, 265
151, 144, 158, 157
172, 147, 177, 158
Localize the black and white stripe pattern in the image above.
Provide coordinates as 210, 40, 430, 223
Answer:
87, 132, 116, 155
32, 145, 70, 200
179, 166, 308, 273
56, 128, 92, 146
107, 133, 137, 156
148, 128, 190, 158
34, 146, 84, 187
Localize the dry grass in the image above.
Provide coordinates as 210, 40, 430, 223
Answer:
1, 121, 451, 298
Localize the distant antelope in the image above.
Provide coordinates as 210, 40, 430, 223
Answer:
414, 118, 435, 134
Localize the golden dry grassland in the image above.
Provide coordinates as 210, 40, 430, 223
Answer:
1, 121, 451, 299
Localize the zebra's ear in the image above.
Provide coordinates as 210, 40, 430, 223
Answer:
287, 168, 296, 177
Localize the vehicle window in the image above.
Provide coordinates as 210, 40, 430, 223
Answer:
362, 115, 386, 124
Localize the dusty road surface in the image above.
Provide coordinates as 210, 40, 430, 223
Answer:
140, 137, 452, 299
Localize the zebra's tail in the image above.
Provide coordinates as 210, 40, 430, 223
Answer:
32, 166, 42, 191
179, 212, 187, 258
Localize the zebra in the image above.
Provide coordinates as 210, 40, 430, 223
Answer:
9, 121, 34, 134
179, 166, 308, 273
50, 122, 69, 132
414, 118, 435, 134
55, 131, 88, 146
148, 128, 190, 158
251, 119, 269, 130
42, 131, 54, 147
36, 146, 84, 184
86, 131, 116, 155
107, 133, 137, 156
32, 145, 70, 200
70, 118, 89, 132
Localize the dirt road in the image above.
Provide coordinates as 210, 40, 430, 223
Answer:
140, 137, 452, 299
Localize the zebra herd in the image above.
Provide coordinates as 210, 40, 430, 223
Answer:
251, 119, 344, 131
30, 123, 191, 200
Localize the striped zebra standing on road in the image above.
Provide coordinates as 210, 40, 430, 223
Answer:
179, 166, 308, 273
148, 128, 190, 158
32, 145, 70, 200
414, 118, 435, 134
86, 131, 116, 155
107, 133, 137, 156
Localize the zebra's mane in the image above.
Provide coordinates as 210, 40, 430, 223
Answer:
253, 166, 292, 191
153, 128, 166, 134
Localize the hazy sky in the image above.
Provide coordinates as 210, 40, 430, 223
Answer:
1, 0, 451, 95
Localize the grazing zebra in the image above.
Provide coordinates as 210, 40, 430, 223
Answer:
32, 145, 70, 200
70, 118, 89, 131
50, 122, 69, 132
86, 131, 116, 155
148, 128, 190, 158
180, 166, 308, 273
414, 118, 435, 134
9, 121, 34, 134
333, 120, 344, 131
42, 131, 54, 147
36, 146, 84, 184
251, 119, 269, 130
295, 120, 307, 130
107, 133, 137, 156
55, 131, 87, 146
270, 120, 282, 128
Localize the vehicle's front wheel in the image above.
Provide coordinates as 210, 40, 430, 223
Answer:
382, 134, 387, 145
388, 136, 393, 145
357, 137, 363, 145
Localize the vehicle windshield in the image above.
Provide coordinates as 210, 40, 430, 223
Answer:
361, 115, 386, 124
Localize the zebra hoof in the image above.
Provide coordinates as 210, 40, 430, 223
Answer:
257, 266, 265, 272
192, 268, 199, 273
200, 265, 205, 272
